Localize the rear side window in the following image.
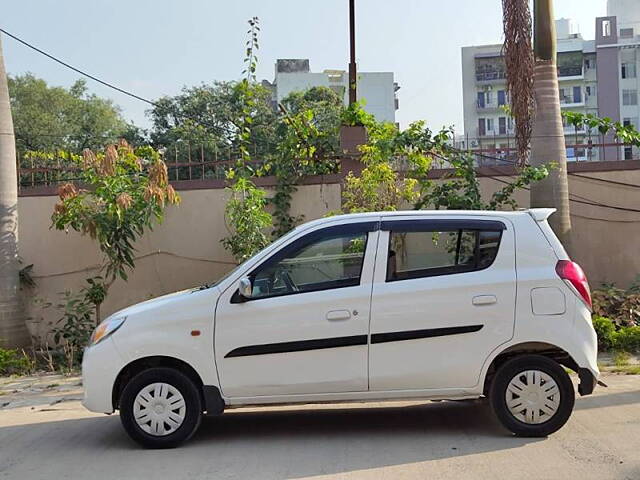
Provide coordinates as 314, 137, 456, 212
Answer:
385, 220, 504, 281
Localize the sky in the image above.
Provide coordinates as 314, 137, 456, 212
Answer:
2, 0, 608, 133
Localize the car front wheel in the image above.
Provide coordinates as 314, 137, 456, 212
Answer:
489, 354, 575, 437
119, 367, 202, 448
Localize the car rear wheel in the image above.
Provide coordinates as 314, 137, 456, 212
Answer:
489, 354, 575, 437
119, 367, 202, 448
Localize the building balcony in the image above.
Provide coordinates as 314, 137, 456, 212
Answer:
475, 71, 506, 83
560, 98, 585, 108
476, 101, 507, 112
557, 65, 583, 78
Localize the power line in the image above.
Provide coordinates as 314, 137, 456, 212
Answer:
0, 27, 158, 107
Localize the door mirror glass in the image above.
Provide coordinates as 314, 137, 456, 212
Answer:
238, 277, 253, 298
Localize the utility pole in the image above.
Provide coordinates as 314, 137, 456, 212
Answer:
348, 0, 357, 105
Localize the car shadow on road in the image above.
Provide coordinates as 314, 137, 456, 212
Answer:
0, 400, 543, 479
574, 389, 640, 411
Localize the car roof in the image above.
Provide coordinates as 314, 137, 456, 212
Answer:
296, 209, 539, 231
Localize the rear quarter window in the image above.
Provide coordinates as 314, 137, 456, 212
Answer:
384, 220, 504, 281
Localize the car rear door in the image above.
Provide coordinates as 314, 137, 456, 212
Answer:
369, 215, 516, 391
214, 220, 379, 398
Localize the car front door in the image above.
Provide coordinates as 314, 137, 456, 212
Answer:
369, 216, 516, 391
214, 221, 379, 398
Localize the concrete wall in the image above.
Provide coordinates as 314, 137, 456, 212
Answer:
18, 166, 640, 340
19, 183, 342, 340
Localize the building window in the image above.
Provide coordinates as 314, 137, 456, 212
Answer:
486, 118, 495, 132
507, 117, 514, 131
624, 146, 633, 160
620, 28, 634, 38
477, 92, 485, 108
478, 118, 486, 136
622, 63, 637, 79
602, 19, 612, 37
486, 91, 493, 105
586, 86, 595, 97
499, 117, 507, 135
573, 86, 582, 103
497, 90, 506, 106
623, 89, 638, 106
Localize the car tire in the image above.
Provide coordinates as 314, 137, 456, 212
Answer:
119, 367, 203, 448
489, 354, 575, 437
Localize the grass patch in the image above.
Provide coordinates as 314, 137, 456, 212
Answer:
612, 350, 631, 367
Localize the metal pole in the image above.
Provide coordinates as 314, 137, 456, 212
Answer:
348, 0, 357, 105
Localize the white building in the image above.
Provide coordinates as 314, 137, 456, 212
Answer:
460, 0, 640, 162
266, 59, 400, 124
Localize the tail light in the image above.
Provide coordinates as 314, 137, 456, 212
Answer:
556, 260, 592, 310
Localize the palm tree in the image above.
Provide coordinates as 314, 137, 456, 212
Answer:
0, 35, 30, 348
502, 0, 572, 251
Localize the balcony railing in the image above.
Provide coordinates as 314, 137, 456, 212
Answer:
558, 65, 583, 77
475, 71, 506, 82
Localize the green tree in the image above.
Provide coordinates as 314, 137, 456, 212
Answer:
280, 86, 343, 156
148, 81, 278, 161
51, 140, 180, 322
9, 74, 129, 154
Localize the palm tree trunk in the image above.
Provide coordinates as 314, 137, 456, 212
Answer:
530, 0, 573, 252
0, 35, 30, 348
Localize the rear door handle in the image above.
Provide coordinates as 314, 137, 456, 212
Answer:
326, 310, 351, 321
473, 295, 497, 306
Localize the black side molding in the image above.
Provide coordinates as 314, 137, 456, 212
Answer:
371, 324, 484, 344
225, 335, 368, 358
224, 325, 484, 358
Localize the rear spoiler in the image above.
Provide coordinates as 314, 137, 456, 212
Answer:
527, 208, 556, 222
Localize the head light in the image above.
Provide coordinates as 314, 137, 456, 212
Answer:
90, 316, 126, 346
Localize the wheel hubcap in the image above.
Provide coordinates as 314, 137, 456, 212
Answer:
133, 383, 186, 436
505, 370, 560, 425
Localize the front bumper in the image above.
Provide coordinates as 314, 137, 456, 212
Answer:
82, 337, 125, 413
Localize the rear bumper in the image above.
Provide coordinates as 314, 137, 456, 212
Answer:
82, 337, 125, 413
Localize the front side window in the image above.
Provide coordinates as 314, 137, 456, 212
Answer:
386, 223, 503, 282
250, 229, 368, 299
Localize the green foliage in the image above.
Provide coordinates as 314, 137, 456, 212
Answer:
592, 316, 640, 352
51, 141, 180, 285
221, 175, 272, 262
593, 315, 617, 350
592, 281, 640, 327
267, 108, 340, 237
0, 348, 33, 376
340, 100, 375, 127
563, 111, 640, 145
51, 289, 95, 364
280, 86, 343, 157
9, 74, 129, 155
419, 152, 548, 211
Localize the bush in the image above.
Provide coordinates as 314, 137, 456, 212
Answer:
0, 348, 33, 376
592, 281, 640, 327
593, 316, 617, 350
615, 326, 640, 352
592, 316, 640, 352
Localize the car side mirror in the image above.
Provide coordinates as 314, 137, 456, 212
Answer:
238, 277, 253, 299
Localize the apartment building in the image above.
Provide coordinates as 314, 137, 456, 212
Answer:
461, 0, 640, 162
264, 59, 400, 124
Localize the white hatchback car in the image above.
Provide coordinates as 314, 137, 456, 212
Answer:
82, 209, 598, 448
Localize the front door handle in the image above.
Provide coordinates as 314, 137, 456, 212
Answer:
473, 295, 497, 306
326, 310, 351, 321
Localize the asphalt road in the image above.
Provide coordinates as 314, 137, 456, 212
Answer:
1, 374, 639, 480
